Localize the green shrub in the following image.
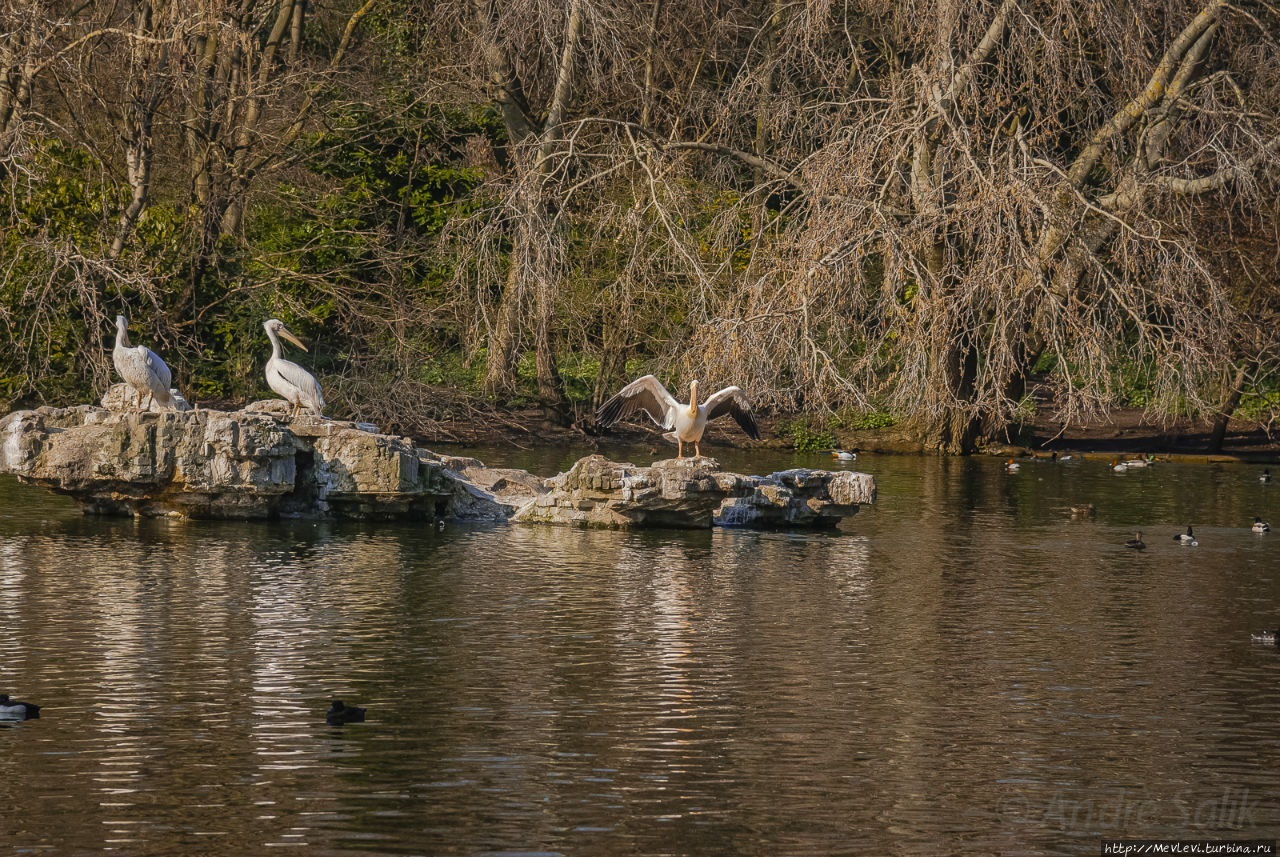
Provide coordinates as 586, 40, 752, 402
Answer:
781, 418, 836, 452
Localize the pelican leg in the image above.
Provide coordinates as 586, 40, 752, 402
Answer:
694, 441, 701, 458
144, 392, 154, 411
677, 439, 684, 459
135, 389, 143, 410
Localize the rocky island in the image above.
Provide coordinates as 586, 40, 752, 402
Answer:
0, 385, 875, 529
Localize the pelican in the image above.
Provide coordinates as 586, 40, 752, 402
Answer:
263, 319, 324, 418
595, 375, 760, 458
1254, 517, 1271, 534
112, 314, 173, 411
1125, 531, 1145, 550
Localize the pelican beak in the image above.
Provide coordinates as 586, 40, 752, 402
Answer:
279, 326, 308, 352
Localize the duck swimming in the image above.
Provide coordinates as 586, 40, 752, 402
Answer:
1125, 532, 1146, 550
1261, 469, 1272, 484
1250, 627, 1279, 644
1111, 459, 1129, 472
830, 450, 858, 461
326, 699, 366, 724
1253, 517, 1271, 534
1005, 459, 1020, 472
1173, 526, 1198, 546
0, 694, 40, 719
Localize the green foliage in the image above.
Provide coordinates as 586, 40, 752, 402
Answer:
1032, 351, 1059, 373
1119, 363, 1155, 408
781, 418, 837, 452
1236, 391, 1280, 422
847, 410, 897, 430
556, 353, 601, 403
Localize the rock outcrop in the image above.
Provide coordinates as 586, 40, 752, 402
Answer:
512, 454, 875, 529
0, 385, 874, 528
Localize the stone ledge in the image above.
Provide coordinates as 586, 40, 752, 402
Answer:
511, 454, 875, 529
1, 385, 875, 528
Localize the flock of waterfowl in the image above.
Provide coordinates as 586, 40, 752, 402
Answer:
2, 693, 364, 725
1108, 466, 1273, 553
1073, 457, 1275, 645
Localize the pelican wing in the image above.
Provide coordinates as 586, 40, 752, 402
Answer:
270, 358, 326, 412
145, 348, 172, 392
703, 386, 760, 440
596, 375, 678, 430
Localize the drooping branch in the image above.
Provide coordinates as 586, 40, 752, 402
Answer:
1146, 132, 1280, 196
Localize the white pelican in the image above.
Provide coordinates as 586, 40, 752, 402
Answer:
112, 314, 173, 410
595, 375, 760, 458
263, 319, 324, 418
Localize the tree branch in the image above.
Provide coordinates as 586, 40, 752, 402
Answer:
1144, 132, 1280, 196
1066, 0, 1227, 187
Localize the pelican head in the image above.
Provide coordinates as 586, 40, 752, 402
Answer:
264, 318, 307, 352
115, 314, 130, 344
688, 379, 699, 416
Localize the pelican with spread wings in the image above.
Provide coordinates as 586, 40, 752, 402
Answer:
596, 375, 760, 458
113, 314, 174, 411
263, 318, 325, 418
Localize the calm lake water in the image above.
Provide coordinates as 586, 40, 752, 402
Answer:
2, 445, 1279, 856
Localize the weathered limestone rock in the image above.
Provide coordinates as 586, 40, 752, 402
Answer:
511, 454, 875, 529
1, 400, 457, 520
436, 455, 547, 521
101, 381, 194, 412
0, 392, 875, 527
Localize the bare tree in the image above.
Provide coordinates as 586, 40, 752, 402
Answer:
449, 0, 1280, 448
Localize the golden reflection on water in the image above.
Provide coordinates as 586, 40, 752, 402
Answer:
2, 456, 1280, 856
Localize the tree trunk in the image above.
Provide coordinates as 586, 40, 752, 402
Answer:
110, 2, 163, 260
1209, 364, 1251, 453
483, 260, 522, 395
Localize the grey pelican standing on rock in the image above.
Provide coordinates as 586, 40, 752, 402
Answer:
596, 375, 760, 458
263, 318, 325, 418
113, 314, 173, 411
